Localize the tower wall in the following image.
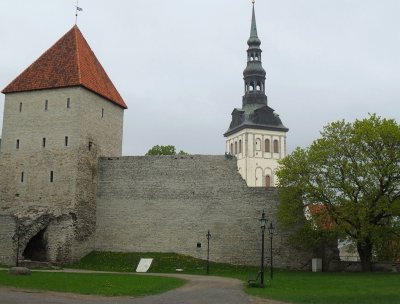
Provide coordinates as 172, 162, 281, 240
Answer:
95, 155, 312, 269
226, 128, 287, 187
0, 87, 124, 264
0, 215, 16, 265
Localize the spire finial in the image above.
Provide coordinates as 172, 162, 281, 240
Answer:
249, 0, 258, 39
75, 1, 83, 25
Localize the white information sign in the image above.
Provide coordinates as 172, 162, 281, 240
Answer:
136, 258, 153, 273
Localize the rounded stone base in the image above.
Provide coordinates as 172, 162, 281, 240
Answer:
8, 267, 31, 275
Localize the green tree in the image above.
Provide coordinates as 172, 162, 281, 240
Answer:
277, 114, 400, 271
145, 145, 188, 156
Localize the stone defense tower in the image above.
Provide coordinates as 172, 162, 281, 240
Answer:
224, 3, 288, 187
0, 26, 127, 264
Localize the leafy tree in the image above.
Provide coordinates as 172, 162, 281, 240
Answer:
277, 114, 400, 271
145, 145, 188, 156
177, 150, 189, 155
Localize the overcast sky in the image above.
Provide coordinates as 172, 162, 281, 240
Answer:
1, 0, 399, 155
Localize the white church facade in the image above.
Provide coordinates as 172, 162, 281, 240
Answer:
225, 128, 286, 187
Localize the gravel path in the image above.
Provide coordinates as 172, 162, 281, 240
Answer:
0, 270, 288, 304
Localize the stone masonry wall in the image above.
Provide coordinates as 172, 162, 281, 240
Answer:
0, 87, 124, 265
0, 215, 15, 265
95, 155, 312, 269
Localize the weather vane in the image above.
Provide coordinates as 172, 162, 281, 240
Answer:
252, 0, 255, 4
75, 1, 83, 25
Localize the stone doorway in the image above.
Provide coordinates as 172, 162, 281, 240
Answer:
22, 228, 48, 261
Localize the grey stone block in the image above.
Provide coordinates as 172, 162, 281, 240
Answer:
8, 267, 31, 275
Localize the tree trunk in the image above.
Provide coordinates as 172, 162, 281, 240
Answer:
357, 239, 373, 272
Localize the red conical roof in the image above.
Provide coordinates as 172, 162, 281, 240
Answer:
2, 25, 127, 109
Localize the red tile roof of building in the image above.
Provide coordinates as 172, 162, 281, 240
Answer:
2, 25, 127, 109
308, 204, 337, 231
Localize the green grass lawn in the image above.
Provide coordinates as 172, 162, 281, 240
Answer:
69, 251, 256, 276
0, 270, 185, 297
246, 271, 400, 304
69, 251, 400, 303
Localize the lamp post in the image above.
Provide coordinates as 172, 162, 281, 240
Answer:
259, 210, 267, 287
268, 222, 275, 280
206, 230, 211, 274
16, 225, 20, 267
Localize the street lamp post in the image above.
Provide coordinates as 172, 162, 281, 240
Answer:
16, 225, 20, 267
268, 222, 275, 280
259, 210, 267, 287
206, 230, 211, 274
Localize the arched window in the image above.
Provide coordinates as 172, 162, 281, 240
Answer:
239, 140, 242, 153
230, 143, 233, 154
265, 175, 271, 187
234, 142, 238, 154
250, 53, 254, 61
255, 139, 261, 151
256, 82, 261, 91
265, 139, 270, 152
255, 53, 259, 61
273, 139, 279, 153
249, 84, 254, 91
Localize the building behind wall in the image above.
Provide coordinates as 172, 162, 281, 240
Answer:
225, 3, 288, 187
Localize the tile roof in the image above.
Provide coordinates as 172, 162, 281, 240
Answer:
2, 25, 127, 109
308, 204, 336, 231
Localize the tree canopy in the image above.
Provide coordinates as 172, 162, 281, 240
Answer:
276, 114, 400, 271
145, 145, 188, 156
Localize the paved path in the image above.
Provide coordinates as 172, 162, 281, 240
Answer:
0, 270, 287, 304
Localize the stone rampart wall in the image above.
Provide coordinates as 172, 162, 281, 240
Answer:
95, 155, 312, 269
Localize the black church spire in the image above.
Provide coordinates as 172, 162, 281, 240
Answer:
224, 2, 288, 137
243, 2, 267, 107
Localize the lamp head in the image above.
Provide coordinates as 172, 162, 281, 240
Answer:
259, 210, 267, 229
268, 222, 275, 235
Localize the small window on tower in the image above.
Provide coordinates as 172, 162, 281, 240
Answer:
265, 175, 271, 187
273, 139, 279, 153
50, 171, 54, 183
42, 138, 46, 148
230, 143, 233, 154
65, 136, 69, 147
265, 139, 270, 153
255, 139, 261, 151
19, 103, 23, 112
16, 139, 20, 149
234, 142, 238, 154
101, 108, 104, 118
88, 141, 93, 151
21, 172, 24, 183
239, 140, 242, 153
67, 98, 71, 108
45, 100, 48, 111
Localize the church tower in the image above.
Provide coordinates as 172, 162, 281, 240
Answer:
224, 2, 288, 187
0, 26, 126, 264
